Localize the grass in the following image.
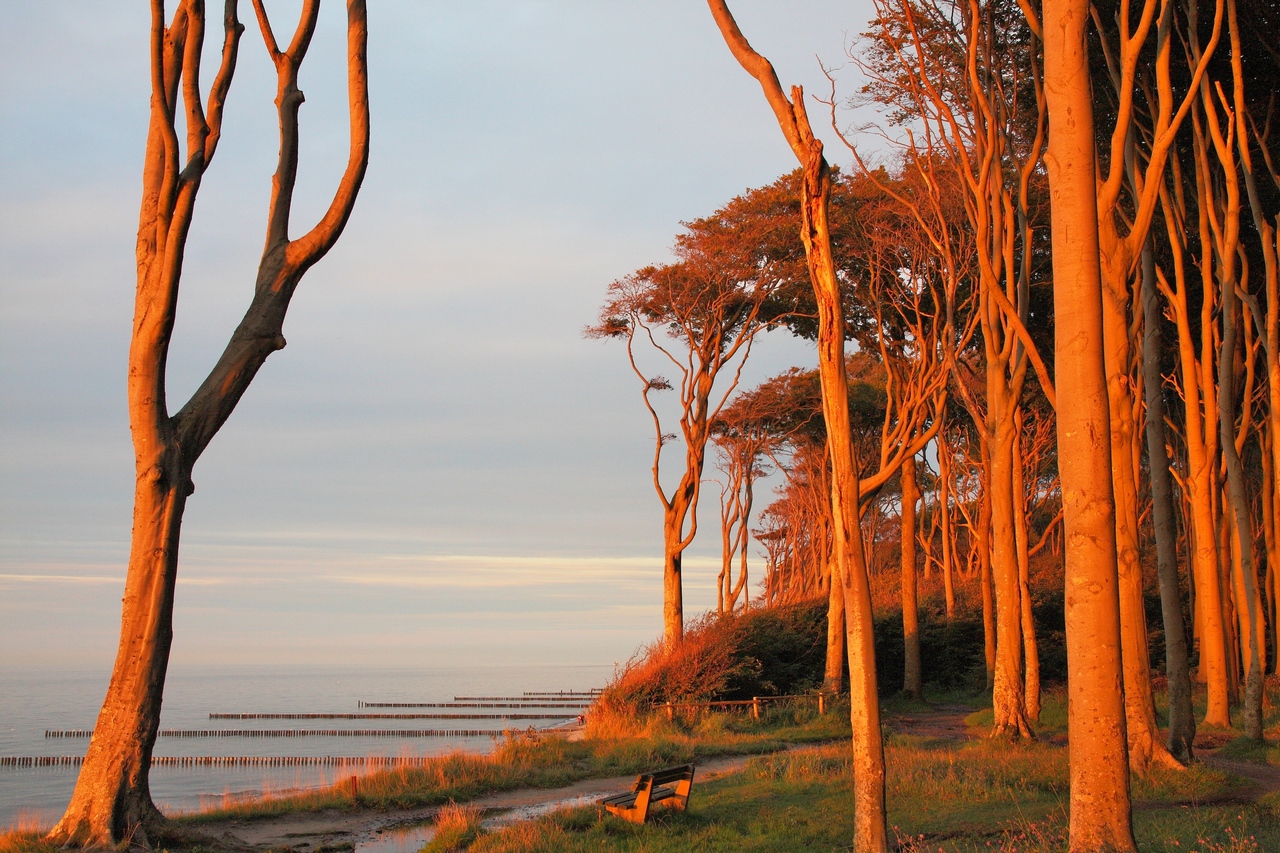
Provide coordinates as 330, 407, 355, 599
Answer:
159, 705, 845, 824
0, 706, 846, 853
421, 801, 483, 853
451, 736, 1280, 852
5, 695, 1278, 852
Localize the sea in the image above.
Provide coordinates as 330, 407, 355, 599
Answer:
0, 663, 611, 830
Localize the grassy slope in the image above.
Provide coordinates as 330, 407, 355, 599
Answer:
459, 732, 1280, 852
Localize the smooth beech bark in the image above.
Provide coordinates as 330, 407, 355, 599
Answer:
938, 427, 956, 618
47, 1, 370, 847
859, 0, 1052, 734
1041, 0, 1136, 847
706, 3, 888, 848
1140, 245, 1195, 763
1013, 414, 1041, 722
1090, 0, 1217, 774
1155, 161, 1231, 727
1213, 0, 1266, 738
901, 453, 922, 699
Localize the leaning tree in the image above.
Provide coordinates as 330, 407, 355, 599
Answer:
48, 1, 370, 847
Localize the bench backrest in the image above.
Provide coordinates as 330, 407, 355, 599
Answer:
645, 764, 694, 786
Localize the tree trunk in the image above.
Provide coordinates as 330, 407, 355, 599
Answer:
1013, 422, 1041, 722
1101, 266, 1179, 773
705, 6, 888, 846
977, 446, 996, 692
1140, 245, 1195, 763
1219, 278, 1266, 740
663, 519, 686, 647
46, 5, 370, 844
990, 408, 1031, 737
901, 454, 922, 700
940, 434, 956, 619
48, 469, 190, 847
1157, 170, 1232, 727
825, 557, 847, 693
1042, 0, 1137, 846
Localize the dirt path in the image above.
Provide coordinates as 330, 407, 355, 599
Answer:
882, 703, 978, 741
198, 750, 781, 852
195, 707, 1280, 851
198, 709, 984, 852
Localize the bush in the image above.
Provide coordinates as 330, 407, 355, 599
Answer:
595, 601, 827, 714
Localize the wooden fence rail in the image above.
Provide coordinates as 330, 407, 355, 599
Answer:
650, 693, 833, 721
330, 701, 586, 706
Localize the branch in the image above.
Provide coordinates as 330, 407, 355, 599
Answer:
706, 0, 806, 160
286, 0, 371, 273
203, 0, 244, 164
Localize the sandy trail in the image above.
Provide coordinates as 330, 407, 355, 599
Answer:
199, 750, 772, 851
195, 707, 1280, 851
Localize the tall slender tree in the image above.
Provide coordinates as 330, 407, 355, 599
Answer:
707, 3, 889, 848
47, 1, 370, 846
1040, 0, 1136, 846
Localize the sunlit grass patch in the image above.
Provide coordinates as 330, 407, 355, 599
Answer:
441, 726, 1280, 853
169, 708, 843, 824
420, 801, 482, 853
0, 830, 58, 853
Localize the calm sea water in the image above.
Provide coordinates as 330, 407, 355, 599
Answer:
0, 663, 610, 828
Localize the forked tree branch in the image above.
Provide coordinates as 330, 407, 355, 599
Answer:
174, 0, 369, 464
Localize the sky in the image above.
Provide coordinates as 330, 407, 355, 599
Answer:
0, 1, 880, 671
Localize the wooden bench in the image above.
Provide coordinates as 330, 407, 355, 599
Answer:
600, 764, 695, 824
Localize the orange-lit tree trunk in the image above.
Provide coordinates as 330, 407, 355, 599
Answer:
1215, 0, 1267, 739
825, 550, 847, 693
1041, 0, 1136, 847
707, 4, 888, 848
47, 1, 370, 846
860, 0, 1054, 736
1090, 0, 1219, 773
1013, 412, 1041, 722
1234, 4, 1280, 681
1140, 243, 1196, 762
938, 425, 956, 618
901, 453, 922, 699
977, 437, 996, 692
1156, 117, 1232, 728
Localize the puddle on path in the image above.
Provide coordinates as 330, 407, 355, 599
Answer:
482, 793, 600, 828
351, 793, 602, 853
353, 822, 436, 853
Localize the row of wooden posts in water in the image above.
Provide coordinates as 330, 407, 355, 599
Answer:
45, 728, 509, 738
209, 709, 581, 717
1, 755, 438, 768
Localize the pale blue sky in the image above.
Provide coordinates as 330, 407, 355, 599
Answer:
1, 1, 877, 669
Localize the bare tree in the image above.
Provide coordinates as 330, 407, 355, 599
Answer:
47, 1, 370, 847
707, 3, 889, 849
